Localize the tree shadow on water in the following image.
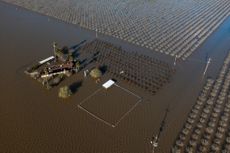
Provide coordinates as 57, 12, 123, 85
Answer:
70, 40, 87, 50
69, 81, 83, 94
70, 40, 87, 58
99, 65, 108, 75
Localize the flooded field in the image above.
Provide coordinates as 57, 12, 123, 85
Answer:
1, 1, 230, 153
2, 0, 230, 60
173, 52, 230, 152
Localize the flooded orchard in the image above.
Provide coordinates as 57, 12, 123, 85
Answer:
1, 1, 230, 153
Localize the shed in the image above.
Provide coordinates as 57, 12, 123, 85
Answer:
102, 80, 115, 89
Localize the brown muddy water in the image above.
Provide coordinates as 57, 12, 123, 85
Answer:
1, 1, 230, 153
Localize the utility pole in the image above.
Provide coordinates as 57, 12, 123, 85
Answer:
203, 57, 211, 77
173, 55, 178, 66
53, 42, 57, 54
96, 28, 98, 38
150, 135, 159, 153
150, 108, 169, 153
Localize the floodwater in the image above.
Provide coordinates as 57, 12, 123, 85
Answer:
1, 1, 230, 153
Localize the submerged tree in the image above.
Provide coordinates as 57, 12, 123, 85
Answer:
90, 68, 102, 83
58, 86, 72, 99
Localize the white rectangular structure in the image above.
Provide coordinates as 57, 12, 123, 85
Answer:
39, 56, 55, 64
102, 80, 115, 89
